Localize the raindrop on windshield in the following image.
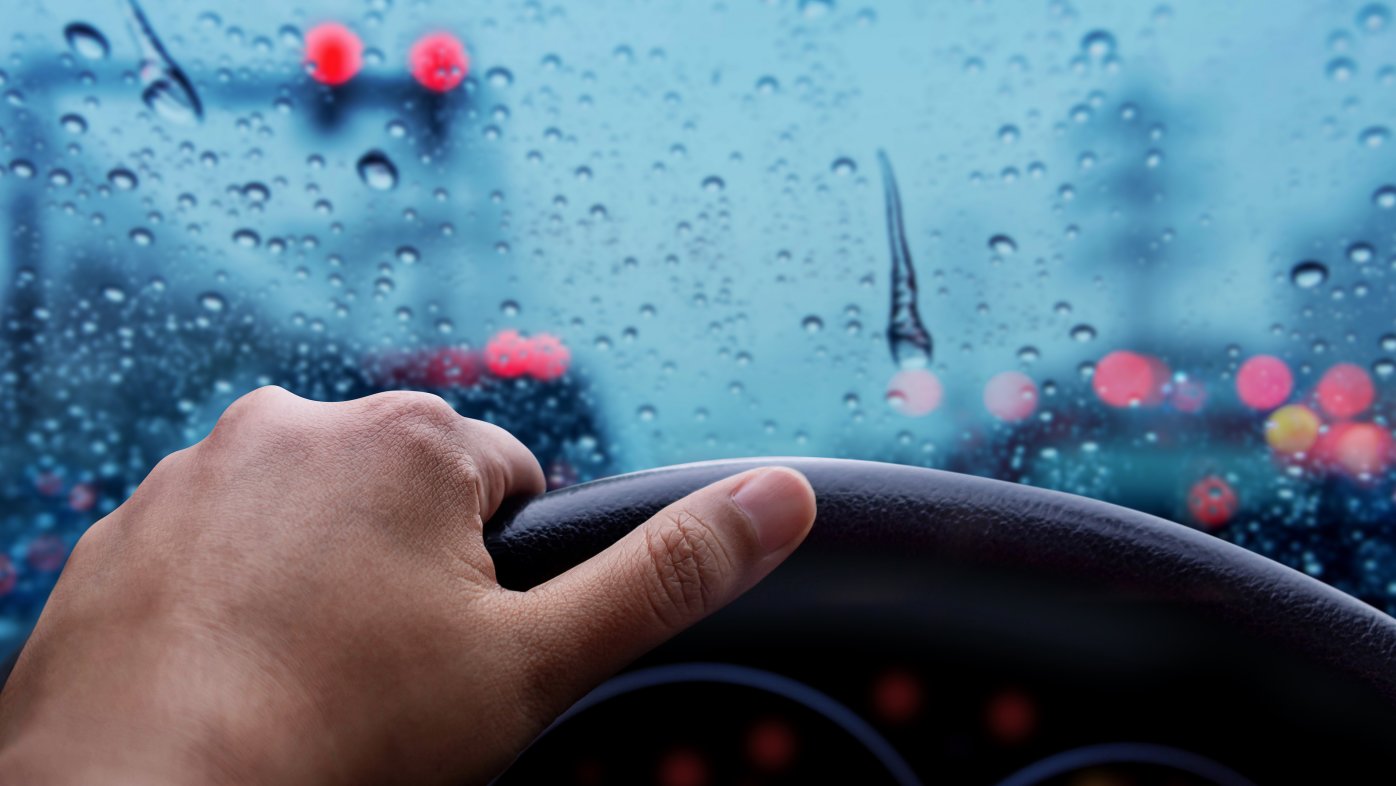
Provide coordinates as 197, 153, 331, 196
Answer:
124, 0, 204, 124
1081, 30, 1116, 59
107, 168, 138, 190
1290, 260, 1329, 288
199, 292, 226, 312
356, 150, 399, 191
64, 23, 110, 60
989, 234, 1017, 255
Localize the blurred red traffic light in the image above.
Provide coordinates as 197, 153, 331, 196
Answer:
410, 32, 470, 92
305, 23, 363, 86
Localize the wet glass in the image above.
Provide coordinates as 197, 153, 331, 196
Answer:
3, 0, 1396, 644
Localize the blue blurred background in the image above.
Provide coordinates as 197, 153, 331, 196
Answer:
3, 0, 1396, 646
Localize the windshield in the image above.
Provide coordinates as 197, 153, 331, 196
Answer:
3, 0, 1395, 641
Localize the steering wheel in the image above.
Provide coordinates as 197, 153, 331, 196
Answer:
486, 458, 1396, 785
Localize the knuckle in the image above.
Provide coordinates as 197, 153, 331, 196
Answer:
642, 510, 732, 627
364, 391, 460, 437
358, 391, 478, 492
209, 385, 297, 442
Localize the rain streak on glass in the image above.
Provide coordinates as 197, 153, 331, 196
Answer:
877, 150, 933, 369
124, 0, 204, 124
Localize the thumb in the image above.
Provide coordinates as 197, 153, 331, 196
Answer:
512, 467, 816, 707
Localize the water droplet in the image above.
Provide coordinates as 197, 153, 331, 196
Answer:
1081, 30, 1116, 59
989, 234, 1018, 255
998, 124, 1020, 144
637, 404, 657, 422
60, 113, 87, 133
1375, 358, 1396, 379
831, 157, 857, 176
701, 175, 725, 192
1291, 260, 1329, 288
356, 150, 398, 191
1381, 333, 1396, 352
1070, 324, 1097, 342
396, 246, 420, 264
1361, 126, 1391, 148
129, 227, 153, 245
1358, 3, 1391, 31
1348, 242, 1375, 264
10, 160, 35, 178
48, 169, 72, 187
242, 182, 269, 202
1375, 185, 1396, 208
486, 67, 513, 87
1017, 346, 1041, 363
1327, 57, 1356, 81
199, 292, 226, 312
802, 315, 824, 333
755, 75, 779, 94
64, 23, 110, 60
107, 168, 138, 190
102, 285, 126, 303
500, 300, 520, 316
232, 228, 261, 248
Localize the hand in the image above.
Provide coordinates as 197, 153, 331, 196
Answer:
0, 387, 817, 785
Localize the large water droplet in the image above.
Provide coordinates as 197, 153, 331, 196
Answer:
1291, 260, 1329, 288
1361, 126, 1391, 148
1374, 185, 1396, 208
64, 23, 110, 60
356, 150, 398, 191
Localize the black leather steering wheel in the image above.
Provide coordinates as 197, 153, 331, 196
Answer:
487, 458, 1396, 783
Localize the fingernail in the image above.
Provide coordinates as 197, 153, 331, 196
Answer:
731, 468, 814, 553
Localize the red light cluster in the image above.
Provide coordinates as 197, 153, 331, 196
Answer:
304, 23, 470, 92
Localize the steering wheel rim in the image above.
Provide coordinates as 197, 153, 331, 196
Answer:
487, 457, 1396, 703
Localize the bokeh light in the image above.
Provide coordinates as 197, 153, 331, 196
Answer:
1316, 362, 1375, 419
409, 31, 470, 92
1265, 404, 1321, 455
886, 369, 942, 417
870, 668, 924, 725
1235, 355, 1292, 411
984, 371, 1038, 422
1187, 475, 1237, 529
303, 23, 363, 86
1093, 350, 1163, 408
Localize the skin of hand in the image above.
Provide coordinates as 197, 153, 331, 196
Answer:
0, 387, 817, 785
